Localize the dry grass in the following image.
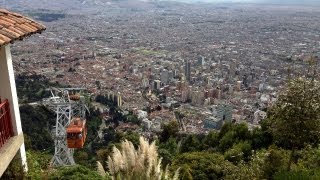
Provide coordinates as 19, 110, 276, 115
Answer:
103, 136, 179, 180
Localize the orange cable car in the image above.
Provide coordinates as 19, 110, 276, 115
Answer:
67, 117, 87, 148
69, 94, 81, 101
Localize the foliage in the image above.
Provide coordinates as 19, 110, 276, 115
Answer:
158, 137, 179, 166
134, 47, 168, 57
261, 146, 290, 179
225, 147, 289, 179
160, 120, 179, 142
268, 78, 320, 170
251, 124, 272, 150
15, 74, 59, 103
296, 145, 320, 171
20, 105, 55, 151
180, 134, 201, 153
218, 130, 237, 152
8, 76, 320, 180
225, 150, 265, 180
268, 78, 320, 150
74, 150, 90, 167
171, 152, 235, 180
0, 155, 26, 180
26, 151, 52, 179
125, 112, 141, 125
48, 165, 108, 180
106, 136, 179, 180
224, 141, 252, 164
86, 107, 103, 143
95, 95, 117, 108
217, 122, 251, 152
274, 170, 320, 180
202, 130, 219, 151
104, 129, 140, 147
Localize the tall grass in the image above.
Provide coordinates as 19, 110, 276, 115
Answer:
104, 136, 179, 180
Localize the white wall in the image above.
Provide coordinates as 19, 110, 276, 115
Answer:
0, 45, 28, 172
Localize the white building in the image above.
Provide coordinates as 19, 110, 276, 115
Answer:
160, 69, 169, 84
253, 110, 267, 125
0, 9, 46, 176
153, 80, 161, 90
142, 118, 152, 130
137, 110, 148, 119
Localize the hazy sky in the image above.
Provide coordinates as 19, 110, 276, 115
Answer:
172, 0, 320, 4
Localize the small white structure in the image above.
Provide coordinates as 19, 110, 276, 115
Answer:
142, 118, 152, 130
0, 9, 46, 176
260, 94, 270, 103
137, 110, 148, 119
253, 110, 267, 124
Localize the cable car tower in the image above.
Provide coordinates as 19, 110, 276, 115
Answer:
43, 87, 88, 167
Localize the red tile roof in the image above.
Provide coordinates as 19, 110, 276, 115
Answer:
0, 9, 46, 46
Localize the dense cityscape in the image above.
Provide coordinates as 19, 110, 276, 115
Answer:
10, 0, 320, 134
1, 0, 320, 179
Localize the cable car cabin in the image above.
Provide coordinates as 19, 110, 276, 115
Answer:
67, 118, 87, 148
69, 94, 80, 101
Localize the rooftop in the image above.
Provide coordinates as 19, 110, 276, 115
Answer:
0, 9, 46, 46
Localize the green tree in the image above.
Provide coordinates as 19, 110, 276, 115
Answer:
158, 137, 178, 166
217, 122, 251, 153
268, 78, 320, 170
251, 125, 272, 150
160, 120, 179, 142
218, 131, 236, 152
172, 152, 235, 180
1, 151, 52, 180
296, 145, 320, 171
20, 105, 55, 151
125, 113, 141, 125
202, 130, 219, 150
232, 123, 251, 141
180, 134, 201, 153
224, 141, 252, 164
218, 122, 233, 138
49, 165, 108, 180
274, 170, 320, 180
261, 146, 289, 179
26, 151, 52, 179
179, 164, 193, 180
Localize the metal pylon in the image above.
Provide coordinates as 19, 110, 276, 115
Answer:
51, 104, 75, 166
43, 87, 87, 167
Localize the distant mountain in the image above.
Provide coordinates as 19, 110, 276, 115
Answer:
258, 0, 320, 5
162, 0, 320, 5
6, 0, 320, 14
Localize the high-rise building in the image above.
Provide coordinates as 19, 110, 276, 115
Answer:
236, 81, 242, 91
184, 60, 191, 82
216, 104, 233, 122
173, 69, 180, 78
142, 76, 149, 88
160, 69, 169, 84
153, 80, 161, 90
116, 92, 123, 107
207, 77, 213, 86
168, 70, 174, 81
181, 89, 189, 102
191, 90, 204, 106
229, 61, 236, 79
107, 91, 114, 101
198, 56, 206, 66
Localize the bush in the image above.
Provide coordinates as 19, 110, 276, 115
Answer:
48, 165, 108, 180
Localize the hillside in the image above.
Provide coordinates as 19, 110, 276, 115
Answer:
2, 75, 320, 179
